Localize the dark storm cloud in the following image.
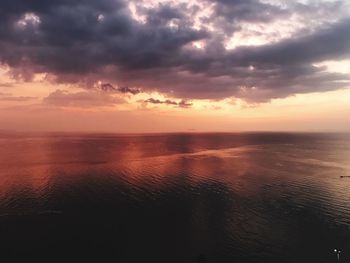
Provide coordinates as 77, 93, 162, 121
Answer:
0, 0, 349, 102
212, 0, 289, 23
208, 0, 345, 25
0, 0, 206, 75
228, 18, 350, 66
145, 4, 184, 26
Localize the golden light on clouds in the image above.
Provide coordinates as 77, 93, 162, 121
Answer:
314, 60, 350, 74
1, 69, 350, 132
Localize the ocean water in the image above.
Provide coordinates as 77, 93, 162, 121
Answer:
0, 132, 349, 262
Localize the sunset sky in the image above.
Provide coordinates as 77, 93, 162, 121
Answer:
1, 0, 350, 132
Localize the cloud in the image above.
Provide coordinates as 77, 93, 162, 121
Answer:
212, 0, 289, 24
144, 98, 192, 108
145, 98, 177, 105
0, 83, 14, 88
0, 0, 350, 102
100, 83, 141, 95
0, 96, 36, 102
178, 100, 193, 108
228, 18, 350, 66
0, 92, 36, 101
43, 89, 124, 108
209, 0, 346, 25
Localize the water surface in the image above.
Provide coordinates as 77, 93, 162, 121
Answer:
0, 132, 349, 262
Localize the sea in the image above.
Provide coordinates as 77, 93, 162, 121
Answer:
0, 132, 349, 262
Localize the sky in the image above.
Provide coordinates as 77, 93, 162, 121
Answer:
0, 0, 350, 132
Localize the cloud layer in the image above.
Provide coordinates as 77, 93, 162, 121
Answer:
1, 0, 350, 102
144, 97, 192, 108
0, 92, 36, 101
44, 89, 124, 108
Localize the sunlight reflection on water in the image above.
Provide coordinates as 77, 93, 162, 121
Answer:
0, 132, 349, 262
